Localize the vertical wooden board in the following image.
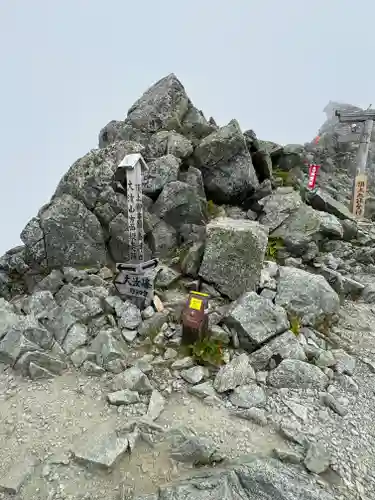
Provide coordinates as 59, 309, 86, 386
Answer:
352, 174, 367, 219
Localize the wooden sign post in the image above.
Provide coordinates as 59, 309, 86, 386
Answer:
335, 109, 375, 219
113, 153, 158, 308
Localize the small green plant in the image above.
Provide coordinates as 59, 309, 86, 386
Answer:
190, 337, 224, 367
289, 314, 301, 336
266, 237, 284, 261
207, 200, 222, 219
273, 168, 289, 186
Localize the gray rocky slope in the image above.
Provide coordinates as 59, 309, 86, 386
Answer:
0, 75, 375, 499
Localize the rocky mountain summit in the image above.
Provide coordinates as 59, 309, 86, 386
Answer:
0, 74, 375, 500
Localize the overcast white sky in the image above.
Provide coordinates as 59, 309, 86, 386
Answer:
1, 0, 374, 255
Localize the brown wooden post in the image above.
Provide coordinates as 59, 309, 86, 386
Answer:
336, 110, 375, 219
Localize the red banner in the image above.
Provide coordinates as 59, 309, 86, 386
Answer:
307, 164, 320, 189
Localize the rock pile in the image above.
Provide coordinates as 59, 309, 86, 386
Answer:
1, 74, 375, 499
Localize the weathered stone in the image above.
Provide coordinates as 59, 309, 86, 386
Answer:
111, 366, 153, 393
194, 119, 259, 204
105, 296, 142, 330
15, 350, 67, 376
70, 348, 93, 368
0, 456, 37, 494
199, 218, 268, 300
155, 266, 181, 289
307, 188, 354, 221
82, 360, 105, 376
214, 353, 255, 393
121, 329, 138, 343
188, 380, 217, 399
29, 195, 107, 268
331, 348, 356, 375
180, 242, 205, 278
224, 292, 289, 352
284, 400, 308, 422
153, 181, 207, 231
275, 267, 340, 326
146, 390, 165, 420
273, 448, 303, 465
148, 220, 178, 257
0, 330, 40, 366
169, 427, 223, 466
138, 311, 169, 338
22, 290, 57, 318
72, 429, 129, 469
28, 362, 54, 380
209, 324, 230, 345
321, 392, 348, 416
304, 442, 331, 474
271, 205, 343, 257
258, 189, 303, 232
34, 269, 64, 294
55, 140, 144, 208
229, 383, 267, 409
107, 389, 140, 405
62, 323, 89, 355
181, 105, 217, 141
142, 155, 181, 197
249, 330, 306, 371
89, 330, 128, 368
133, 457, 334, 500
8, 315, 54, 350
181, 366, 206, 384
142, 306, 155, 320
132, 355, 154, 374
315, 350, 335, 368
0, 298, 21, 340
178, 166, 205, 199
171, 356, 195, 369
126, 73, 189, 134
267, 359, 328, 390
98, 120, 126, 147
40, 306, 78, 343
232, 407, 268, 426
147, 131, 193, 159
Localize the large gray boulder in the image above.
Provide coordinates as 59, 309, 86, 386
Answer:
98, 120, 149, 148
178, 166, 206, 199
267, 359, 329, 390
152, 181, 207, 231
306, 188, 354, 221
249, 330, 306, 371
271, 204, 343, 257
126, 73, 190, 134
193, 119, 259, 204
133, 458, 334, 499
199, 218, 268, 300
142, 155, 181, 197
146, 130, 193, 159
213, 353, 255, 393
258, 189, 303, 232
22, 195, 107, 269
0, 298, 20, 339
54, 141, 143, 209
224, 292, 289, 352
275, 267, 340, 327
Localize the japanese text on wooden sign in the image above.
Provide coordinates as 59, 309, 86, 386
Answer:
352, 174, 367, 219
126, 166, 144, 263
115, 268, 153, 299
